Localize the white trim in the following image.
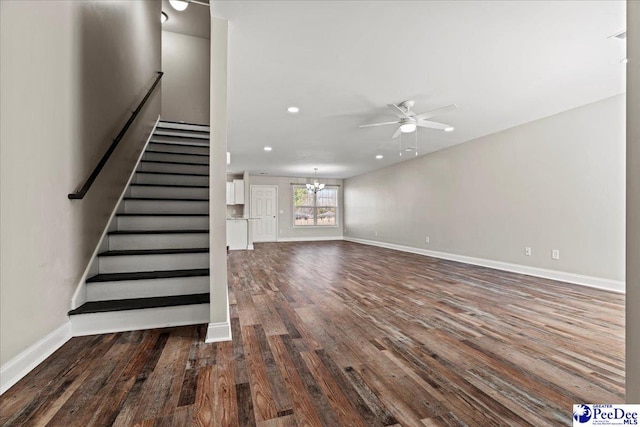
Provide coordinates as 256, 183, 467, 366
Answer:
1, 322, 72, 395
277, 236, 344, 242
71, 116, 161, 309
291, 184, 340, 228
206, 290, 232, 342
205, 321, 232, 343
344, 237, 625, 294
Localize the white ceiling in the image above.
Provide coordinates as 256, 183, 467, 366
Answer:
209, 1, 625, 179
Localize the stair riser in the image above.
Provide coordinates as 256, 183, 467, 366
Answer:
154, 130, 209, 140
133, 173, 208, 186
143, 152, 209, 165
99, 252, 209, 274
151, 136, 209, 146
109, 233, 209, 250
157, 122, 210, 132
71, 304, 210, 336
129, 185, 208, 200
123, 199, 208, 214
116, 215, 209, 231
87, 275, 209, 301
138, 161, 208, 175
147, 142, 209, 155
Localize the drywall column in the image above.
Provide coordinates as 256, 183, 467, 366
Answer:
627, 0, 640, 404
206, 17, 231, 342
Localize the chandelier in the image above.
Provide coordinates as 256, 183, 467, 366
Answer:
306, 168, 325, 194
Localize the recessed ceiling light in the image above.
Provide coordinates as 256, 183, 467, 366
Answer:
161, 12, 168, 23
376, 155, 383, 159
264, 146, 272, 151
444, 127, 455, 132
287, 106, 299, 114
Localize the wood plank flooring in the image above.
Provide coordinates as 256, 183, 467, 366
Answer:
0, 241, 625, 426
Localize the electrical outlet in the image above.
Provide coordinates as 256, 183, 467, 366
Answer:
425, 236, 430, 243
525, 247, 531, 256
374, 231, 378, 237
552, 249, 560, 260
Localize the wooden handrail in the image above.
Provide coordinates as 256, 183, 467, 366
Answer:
68, 71, 164, 200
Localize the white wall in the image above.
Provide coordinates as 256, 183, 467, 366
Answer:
248, 175, 344, 241
627, 0, 639, 403
0, 1, 161, 365
344, 95, 625, 287
162, 31, 210, 125
207, 17, 231, 342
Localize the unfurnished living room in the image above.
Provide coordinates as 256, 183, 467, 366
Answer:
0, 0, 639, 426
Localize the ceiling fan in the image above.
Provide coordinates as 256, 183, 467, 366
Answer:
359, 100, 458, 139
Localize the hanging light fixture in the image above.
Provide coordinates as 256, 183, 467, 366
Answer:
306, 168, 325, 194
169, 0, 189, 11
398, 126, 419, 157
168, 0, 210, 11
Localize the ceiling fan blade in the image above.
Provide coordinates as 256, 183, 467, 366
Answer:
387, 103, 411, 118
414, 104, 458, 120
392, 127, 402, 139
359, 120, 401, 128
416, 120, 451, 130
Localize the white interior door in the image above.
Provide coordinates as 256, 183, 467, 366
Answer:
251, 185, 277, 242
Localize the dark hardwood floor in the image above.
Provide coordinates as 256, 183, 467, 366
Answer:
0, 241, 625, 426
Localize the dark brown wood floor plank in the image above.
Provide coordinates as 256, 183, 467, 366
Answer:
40, 333, 136, 426
241, 324, 278, 422
267, 335, 324, 427
299, 350, 368, 427
253, 325, 292, 416
213, 340, 239, 427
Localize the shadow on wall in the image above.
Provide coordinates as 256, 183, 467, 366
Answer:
70, 1, 162, 301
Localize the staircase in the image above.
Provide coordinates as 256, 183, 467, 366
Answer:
69, 121, 212, 335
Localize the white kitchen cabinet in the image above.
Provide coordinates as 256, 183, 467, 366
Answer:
226, 182, 235, 205
226, 179, 245, 205
233, 179, 244, 204
226, 219, 248, 250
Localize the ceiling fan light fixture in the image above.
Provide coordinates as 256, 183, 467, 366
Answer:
169, 0, 189, 11
400, 123, 416, 133
444, 126, 455, 132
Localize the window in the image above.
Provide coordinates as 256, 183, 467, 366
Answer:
293, 186, 338, 227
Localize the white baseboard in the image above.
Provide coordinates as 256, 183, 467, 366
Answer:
344, 237, 625, 294
1, 322, 72, 395
277, 236, 344, 242
205, 321, 232, 343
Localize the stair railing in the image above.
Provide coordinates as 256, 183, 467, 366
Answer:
68, 71, 164, 200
